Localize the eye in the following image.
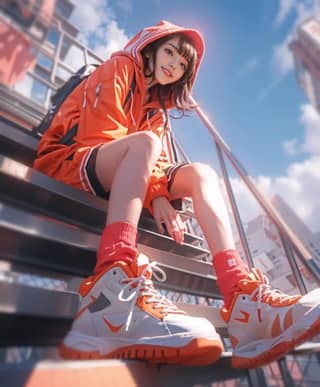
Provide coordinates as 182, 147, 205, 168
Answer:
164, 47, 173, 56
180, 62, 187, 71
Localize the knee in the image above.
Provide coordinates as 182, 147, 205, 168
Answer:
187, 162, 219, 186
135, 131, 162, 160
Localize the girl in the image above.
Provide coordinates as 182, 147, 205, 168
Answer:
34, 20, 320, 368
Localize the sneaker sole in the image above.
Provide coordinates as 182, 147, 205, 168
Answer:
59, 337, 224, 366
232, 311, 320, 368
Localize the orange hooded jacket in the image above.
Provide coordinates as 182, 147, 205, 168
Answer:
33, 20, 204, 212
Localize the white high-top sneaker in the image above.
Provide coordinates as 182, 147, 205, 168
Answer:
221, 268, 320, 368
60, 254, 223, 366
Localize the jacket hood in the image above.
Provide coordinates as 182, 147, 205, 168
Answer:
111, 20, 205, 90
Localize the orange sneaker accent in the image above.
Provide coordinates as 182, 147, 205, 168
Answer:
284, 308, 293, 330
234, 310, 250, 324
79, 276, 96, 297
271, 314, 281, 338
60, 338, 223, 366
103, 317, 124, 333
136, 296, 169, 320
229, 334, 239, 348
224, 268, 320, 368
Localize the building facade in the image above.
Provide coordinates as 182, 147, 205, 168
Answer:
290, 17, 320, 113
235, 195, 319, 294
1, 0, 102, 129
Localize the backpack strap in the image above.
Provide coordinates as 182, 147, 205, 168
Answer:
59, 72, 136, 146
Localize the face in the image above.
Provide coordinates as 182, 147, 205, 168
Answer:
153, 37, 189, 85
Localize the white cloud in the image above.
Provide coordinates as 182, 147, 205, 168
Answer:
281, 103, 320, 156
229, 101, 320, 231
275, 0, 320, 29
69, 0, 130, 60
70, 0, 114, 37
295, 0, 320, 25
272, 37, 294, 77
94, 20, 130, 60
230, 155, 320, 232
283, 138, 299, 155
236, 57, 260, 78
275, 0, 296, 26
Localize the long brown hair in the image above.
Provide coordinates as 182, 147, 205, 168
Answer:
141, 33, 198, 113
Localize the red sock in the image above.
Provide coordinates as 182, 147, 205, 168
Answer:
94, 222, 138, 275
212, 249, 249, 308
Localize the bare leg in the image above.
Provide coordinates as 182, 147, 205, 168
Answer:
169, 163, 235, 255
95, 131, 162, 226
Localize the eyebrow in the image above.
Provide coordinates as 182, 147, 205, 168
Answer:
168, 43, 180, 52
167, 43, 188, 62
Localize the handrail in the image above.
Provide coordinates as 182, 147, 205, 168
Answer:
3, 6, 319, 292
190, 96, 320, 292
215, 144, 254, 269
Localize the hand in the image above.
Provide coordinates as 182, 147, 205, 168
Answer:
152, 196, 186, 244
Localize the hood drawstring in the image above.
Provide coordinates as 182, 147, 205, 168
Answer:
82, 77, 90, 108
129, 87, 137, 131
159, 96, 169, 148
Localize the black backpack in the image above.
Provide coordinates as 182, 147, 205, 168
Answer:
32, 63, 136, 145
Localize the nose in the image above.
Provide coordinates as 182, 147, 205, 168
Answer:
169, 58, 178, 69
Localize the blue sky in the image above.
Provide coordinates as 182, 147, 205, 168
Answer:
70, 0, 320, 232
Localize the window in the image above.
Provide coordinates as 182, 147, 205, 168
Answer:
37, 53, 53, 71
47, 28, 60, 47
13, 73, 48, 106
31, 79, 48, 105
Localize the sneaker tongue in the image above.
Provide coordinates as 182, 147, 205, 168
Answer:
238, 268, 265, 292
130, 253, 152, 278
249, 268, 266, 282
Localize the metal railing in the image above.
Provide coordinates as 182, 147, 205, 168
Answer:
2, 5, 319, 295
190, 97, 320, 294
1, 6, 320, 386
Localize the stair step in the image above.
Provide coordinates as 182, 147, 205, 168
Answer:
0, 117, 205, 247
0, 354, 247, 387
0, 155, 208, 258
0, 116, 38, 166
0, 203, 220, 298
0, 274, 226, 346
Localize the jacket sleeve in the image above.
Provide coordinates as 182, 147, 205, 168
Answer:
76, 57, 135, 146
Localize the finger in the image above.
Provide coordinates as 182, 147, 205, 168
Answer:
163, 216, 176, 238
154, 211, 165, 234
168, 218, 184, 244
176, 214, 186, 232
172, 228, 184, 244
174, 216, 185, 244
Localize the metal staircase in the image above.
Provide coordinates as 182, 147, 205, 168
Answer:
1, 2, 320, 386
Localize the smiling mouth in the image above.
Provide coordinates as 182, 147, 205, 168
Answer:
161, 67, 172, 77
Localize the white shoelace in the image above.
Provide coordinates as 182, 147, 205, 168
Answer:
118, 261, 183, 331
252, 274, 297, 322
